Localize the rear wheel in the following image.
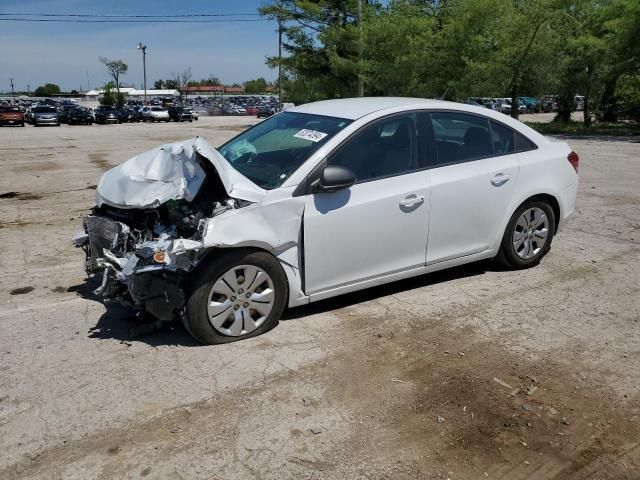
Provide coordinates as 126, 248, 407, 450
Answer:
497, 200, 555, 269
185, 250, 288, 345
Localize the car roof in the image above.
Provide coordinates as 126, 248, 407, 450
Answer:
288, 97, 455, 120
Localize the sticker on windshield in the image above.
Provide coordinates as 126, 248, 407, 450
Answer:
294, 129, 328, 143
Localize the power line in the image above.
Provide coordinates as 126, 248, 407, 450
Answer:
0, 13, 261, 18
0, 18, 270, 23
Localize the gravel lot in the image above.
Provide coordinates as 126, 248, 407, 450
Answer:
1, 116, 639, 479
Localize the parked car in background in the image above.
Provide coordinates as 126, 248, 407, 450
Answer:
95, 105, 120, 124
541, 95, 558, 112
76, 97, 578, 345
0, 105, 25, 126
118, 108, 141, 123
496, 98, 526, 115
168, 106, 193, 122
67, 108, 93, 125
58, 105, 72, 124
141, 106, 170, 122
257, 105, 276, 118
183, 107, 198, 121
32, 106, 60, 126
518, 97, 539, 113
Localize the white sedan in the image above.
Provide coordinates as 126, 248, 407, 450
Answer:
76, 97, 578, 344
140, 106, 170, 122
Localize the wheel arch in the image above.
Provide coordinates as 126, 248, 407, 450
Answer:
516, 193, 561, 235
186, 246, 292, 306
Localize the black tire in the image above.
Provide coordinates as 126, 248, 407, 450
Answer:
496, 200, 556, 269
185, 249, 288, 345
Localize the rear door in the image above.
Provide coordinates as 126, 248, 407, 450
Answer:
425, 112, 520, 264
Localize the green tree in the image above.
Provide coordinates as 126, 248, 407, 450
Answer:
100, 82, 115, 106
260, 0, 362, 103
244, 77, 268, 93
154, 79, 165, 89
33, 83, 61, 97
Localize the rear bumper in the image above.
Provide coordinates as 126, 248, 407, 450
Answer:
34, 118, 59, 125
1, 118, 23, 124
558, 180, 578, 232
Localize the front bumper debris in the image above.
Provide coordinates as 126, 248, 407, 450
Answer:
76, 213, 200, 321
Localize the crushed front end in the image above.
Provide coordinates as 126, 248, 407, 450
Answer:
73, 137, 263, 323
73, 201, 211, 321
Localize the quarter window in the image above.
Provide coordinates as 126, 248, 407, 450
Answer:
430, 112, 492, 166
490, 120, 515, 155
327, 114, 418, 183
515, 131, 537, 152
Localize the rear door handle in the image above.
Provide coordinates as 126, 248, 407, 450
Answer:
491, 173, 511, 187
399, 195, 425, 207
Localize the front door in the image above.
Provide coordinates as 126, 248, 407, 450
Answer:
303, 113, 431, 294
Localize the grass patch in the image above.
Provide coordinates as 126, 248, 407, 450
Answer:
525, 120, 640, 136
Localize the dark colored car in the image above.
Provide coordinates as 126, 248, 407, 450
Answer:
58, 104, 76, 124
168, 107, 193, 122
118, 108, 141, 123
257, 106, 275, 118
95, 106, 120, 124
68, 108, 93, 125
0, 106, 25, 126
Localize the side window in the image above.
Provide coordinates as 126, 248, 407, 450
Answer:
490, 120, 515, 155
328, 114, 418, 183
430, 112, 492, 166
515, 131, 537, 152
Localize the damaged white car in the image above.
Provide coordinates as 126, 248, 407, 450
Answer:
74, 98, 578, 344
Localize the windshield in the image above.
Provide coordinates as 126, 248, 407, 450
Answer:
151, 107, 164, 111
218, 112, 352, 190
34, 107, 56, 113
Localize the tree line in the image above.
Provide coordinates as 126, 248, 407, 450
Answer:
260, 0, 640, 123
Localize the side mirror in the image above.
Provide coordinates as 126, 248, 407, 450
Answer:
314, 165, 356, 193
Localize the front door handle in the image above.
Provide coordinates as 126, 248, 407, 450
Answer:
399, 195, 425, 207
491, 173, 511, 187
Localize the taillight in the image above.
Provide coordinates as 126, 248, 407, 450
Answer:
567, 151, 579, 173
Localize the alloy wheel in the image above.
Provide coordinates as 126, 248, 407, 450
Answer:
513, 207, 549, 259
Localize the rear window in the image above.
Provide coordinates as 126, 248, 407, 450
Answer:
34, 107, 57, 113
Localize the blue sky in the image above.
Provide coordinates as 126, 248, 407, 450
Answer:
0, 0, 279, 92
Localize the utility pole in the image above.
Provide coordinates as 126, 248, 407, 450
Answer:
10, 78, 16, 103
27, 84, 30, 97
357, 0, 364, 97
137, 43, 147, 104
278, 17, 283, 109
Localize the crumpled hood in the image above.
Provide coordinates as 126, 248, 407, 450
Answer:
96, 137, 266, 209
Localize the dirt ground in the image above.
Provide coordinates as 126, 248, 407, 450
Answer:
0, 116, 639, 480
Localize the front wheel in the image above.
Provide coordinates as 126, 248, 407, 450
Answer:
185, 250, 288, 345
496, 201, 555, 269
